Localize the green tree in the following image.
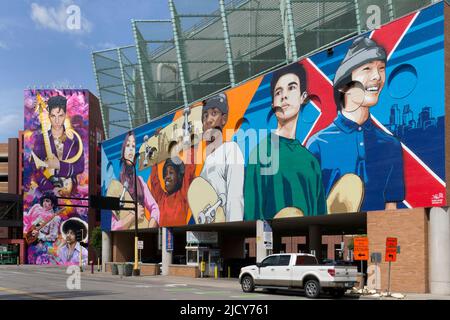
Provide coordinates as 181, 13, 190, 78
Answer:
90, 226, 102, 260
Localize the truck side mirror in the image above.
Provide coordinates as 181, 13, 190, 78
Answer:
256, 262, 262, 268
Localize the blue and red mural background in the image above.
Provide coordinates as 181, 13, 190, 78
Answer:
101, 2, 445, 230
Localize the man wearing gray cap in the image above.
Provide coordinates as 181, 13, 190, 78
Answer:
199, 93, 244, 222
307, 36, 405, 212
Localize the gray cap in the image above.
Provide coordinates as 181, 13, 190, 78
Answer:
203, 93, 228, 114
333, 36, 386, 109
334, 36, 386, 89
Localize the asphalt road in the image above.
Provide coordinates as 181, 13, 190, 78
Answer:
0, 265, 362, 300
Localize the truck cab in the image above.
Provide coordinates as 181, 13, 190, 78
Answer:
239, 253, 358, 298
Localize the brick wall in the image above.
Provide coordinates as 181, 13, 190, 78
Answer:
168, 265, 200, 278
140, 264, 160, 276
367, 208, 429, 293
112, 232, 134, 262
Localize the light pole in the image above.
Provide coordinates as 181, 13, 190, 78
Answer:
123, 152, 140, 276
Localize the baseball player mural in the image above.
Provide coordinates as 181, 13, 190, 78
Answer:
100, 3, 446, 231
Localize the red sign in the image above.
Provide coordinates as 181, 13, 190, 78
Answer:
385, 237, 398, 262
354, 237, 369, 261
386, 237, 398, 248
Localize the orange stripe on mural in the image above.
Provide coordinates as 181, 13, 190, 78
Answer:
223, 76, 263, 139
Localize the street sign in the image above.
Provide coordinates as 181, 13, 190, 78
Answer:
385, 237, 398, 262
263, 221, 273, 250
386, 237, 397, 248
353, 237, 369, 261
371, 252, 382, 263
138, 240, 144, 250
166, 228, 174, 251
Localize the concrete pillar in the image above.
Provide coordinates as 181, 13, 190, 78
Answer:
308, 225, 322, 261
101, 231, 111, 271
256, 220, 268, 263
429, 207, 450, 295
161, 227, 173, 276
273, 233, 282, 254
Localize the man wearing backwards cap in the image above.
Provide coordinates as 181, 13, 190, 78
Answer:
307, 36, 405, 211
200, 93, 244, 222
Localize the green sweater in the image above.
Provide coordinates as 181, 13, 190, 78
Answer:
244, 133, 327, 220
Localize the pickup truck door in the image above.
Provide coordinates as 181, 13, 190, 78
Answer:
258, 256, 280, 286
270, 254, 293, 287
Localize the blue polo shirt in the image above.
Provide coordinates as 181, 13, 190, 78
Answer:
306, 112, 405, 211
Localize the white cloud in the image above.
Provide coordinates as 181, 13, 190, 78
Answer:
76, 41, 118, 51
30, 1, 93, 34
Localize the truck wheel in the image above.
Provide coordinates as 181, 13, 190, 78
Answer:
241, 275, 255, 293
304, 279, 321, 299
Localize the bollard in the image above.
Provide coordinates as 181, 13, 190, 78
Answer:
200, 260, 205, 278
91, 261, 94, 274
228, 266, 230, 278
97, 258, 100, 272
214, 265, 218, 279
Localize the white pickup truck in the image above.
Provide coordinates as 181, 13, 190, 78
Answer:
239, 253, 358, 298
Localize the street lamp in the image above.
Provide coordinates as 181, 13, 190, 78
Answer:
122, 152, 140, 276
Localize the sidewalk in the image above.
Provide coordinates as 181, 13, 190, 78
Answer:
84, 271, 450, 299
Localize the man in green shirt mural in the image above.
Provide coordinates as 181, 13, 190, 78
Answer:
244, 62, 327, 220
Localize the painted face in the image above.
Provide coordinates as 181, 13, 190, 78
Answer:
202, 107, 227, 140
124, 135, 136, 163
351, 60, 386, 108
272, 73, 305, 123
42, 198, 53, 211
49, 107, 66, 131
66, 229, 76, 244
164, 165, 179, 194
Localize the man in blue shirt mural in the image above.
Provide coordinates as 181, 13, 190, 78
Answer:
307, 36, 405, 211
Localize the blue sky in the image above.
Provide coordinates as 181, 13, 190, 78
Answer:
0, 0, 175, 142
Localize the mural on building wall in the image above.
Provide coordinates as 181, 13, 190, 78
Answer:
23, 89, 89, 265
101, 2, 446, 230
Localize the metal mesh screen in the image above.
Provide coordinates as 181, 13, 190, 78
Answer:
134, 20, 184, 120
224, 0, 287, 84
172, 0, 231, 102
291, 0, 358, 57
118, 46, 147, 129
93, 49, 131, 138
393, 0, 434, 18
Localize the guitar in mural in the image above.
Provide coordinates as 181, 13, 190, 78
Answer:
188, 177, 226, 224
25, 208, 66, 245
326, 174, 364, 214
30, 93, 83, 196
138, 105, 203, 170
106, 179, 151, 229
